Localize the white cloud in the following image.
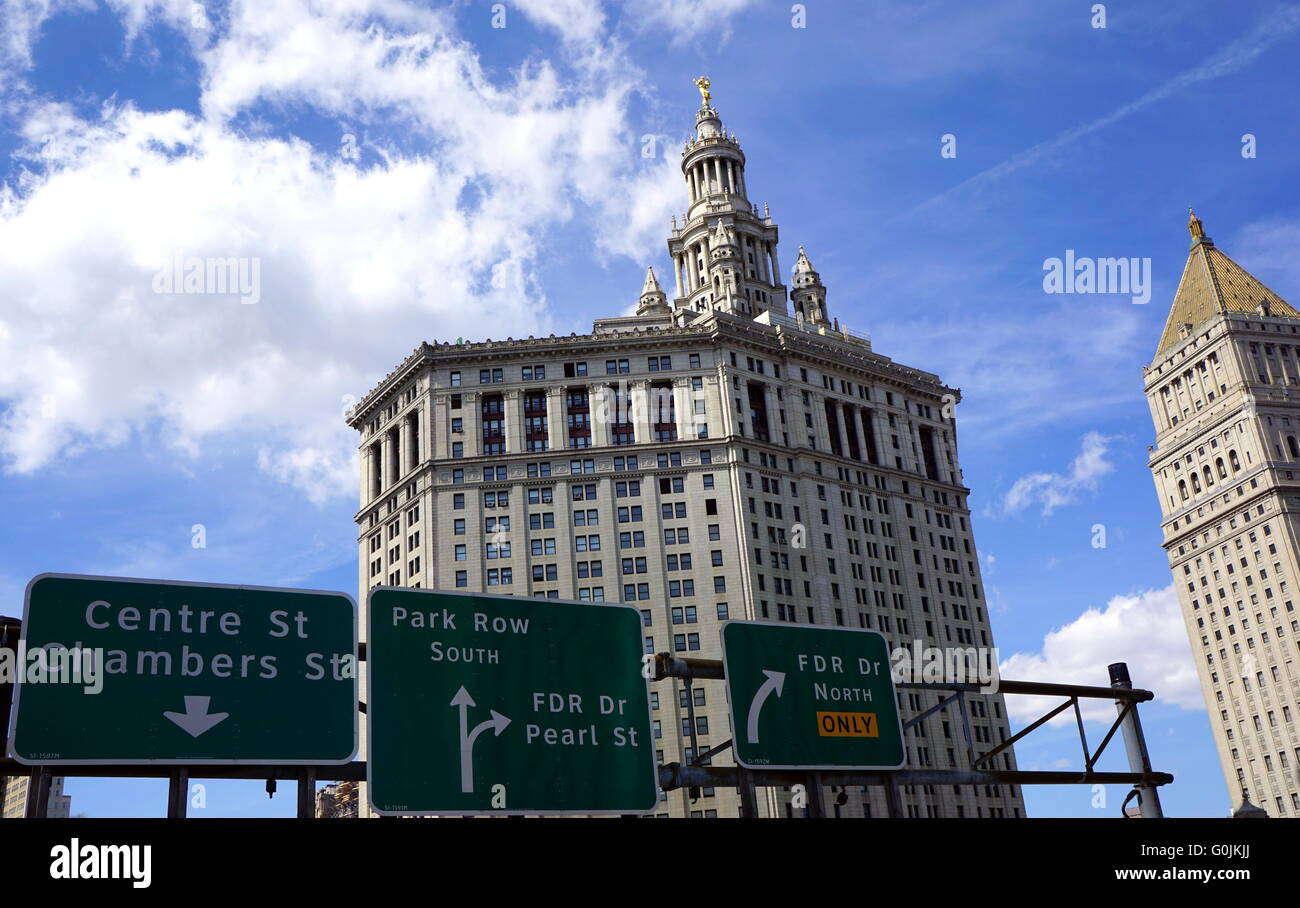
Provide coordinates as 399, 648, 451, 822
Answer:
1001, 431, 1116, 516
0, 1, 679, 499
621, 0, 758, 46
1233, 215, 1300, 296
999, 585, 1202, 723
513, 0, 606, 44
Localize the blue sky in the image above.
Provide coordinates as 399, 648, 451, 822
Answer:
3, 0, 1299, 818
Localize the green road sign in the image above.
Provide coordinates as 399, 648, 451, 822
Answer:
8, 574, 357, 765
367, 588, 657, 815
722, 621, 904, 770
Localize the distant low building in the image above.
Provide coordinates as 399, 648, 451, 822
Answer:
315, 781, 359, 818
2, 775, 72, 818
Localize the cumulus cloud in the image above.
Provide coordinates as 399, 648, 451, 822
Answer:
1001, 431, 1116, 516
0, 0, 685, 501
621, 0, 759, 46
999, 585, 1202, 723
513, 0, 606, 44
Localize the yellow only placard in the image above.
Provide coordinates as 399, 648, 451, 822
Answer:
815, 711, 879, 738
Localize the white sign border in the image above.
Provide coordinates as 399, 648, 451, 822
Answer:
720, 618, 907, 772
7, 572, 359, 767
364, 586, 659, 817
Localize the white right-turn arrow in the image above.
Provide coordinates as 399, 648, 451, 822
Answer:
452, 686, 511, 793
745, 670, 786, 744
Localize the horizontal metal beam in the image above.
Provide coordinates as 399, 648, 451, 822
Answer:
652, 655, 1155, 701
0, 757, 365, 782
653, 653, 725, 681
658, 763, 1174, 791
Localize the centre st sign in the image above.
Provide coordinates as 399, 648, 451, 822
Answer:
8, 574, 357, 765
721, 620, 905, 770
366, 588, 657, 815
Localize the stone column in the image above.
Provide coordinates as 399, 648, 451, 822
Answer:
763, 384, 781, 445
588, 381, 610, 447
843, 403, 864, 461
630, 379, 652, 444
672, 376, 693, 441
860, 409, 880, 465
873, 410, 894, 469
545, 386, 564, 452
433, 394, 450, 459
702, 375, 723, 440
833, 401, 851, 459
406, 410, 419, 471
360, 444, 372, 504
674, 254, 684, 298
810, 394, 832, 453
463, 391, 481, 458
378, 433, 391, 490
504, 388, 523, 454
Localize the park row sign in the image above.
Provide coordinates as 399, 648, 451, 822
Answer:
366, 589, 657, 815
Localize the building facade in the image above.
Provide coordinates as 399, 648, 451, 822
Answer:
348, 92, 1023, 818
1, 775, 72, 818
1145, 210, 1300, 817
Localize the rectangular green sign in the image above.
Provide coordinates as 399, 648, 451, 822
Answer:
8, 574, 358, 765
722, 620, 904, 770
367, 588, 657, 815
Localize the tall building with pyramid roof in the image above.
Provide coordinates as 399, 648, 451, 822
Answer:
1145, 210, 1300, 817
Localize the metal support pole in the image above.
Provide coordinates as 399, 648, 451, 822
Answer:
167, 769, 189, 818
884, 774, 903, 818
1108, 662, 1163, 819
297, 768, 316, 818
738, 767, 758, 818
25, 765, 51, 818
683, 679, 700, 801
805, 772, 825, 818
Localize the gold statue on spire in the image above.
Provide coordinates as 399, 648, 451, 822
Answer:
1188, 207, 1206, 240
694, 76, 712, 108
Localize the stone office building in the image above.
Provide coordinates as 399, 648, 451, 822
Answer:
348, 91, 1023, 818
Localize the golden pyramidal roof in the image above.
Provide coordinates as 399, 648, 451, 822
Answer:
1155, 209, 1299, 355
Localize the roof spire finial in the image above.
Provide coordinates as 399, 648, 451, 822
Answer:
1188, 207, 1206, 240
694, 76, 712, 109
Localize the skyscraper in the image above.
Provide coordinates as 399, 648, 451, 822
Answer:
1145, 209, 1300, 817
348, 87, 1023, 818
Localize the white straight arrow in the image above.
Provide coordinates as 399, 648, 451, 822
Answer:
745, 670, 786, 744
163, 696, 229, 738
451, 686, 511, 793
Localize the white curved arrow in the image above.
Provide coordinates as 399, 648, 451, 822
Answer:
745, 670, 786, 743
451, 686, 511, 793
164, 696, 229, 738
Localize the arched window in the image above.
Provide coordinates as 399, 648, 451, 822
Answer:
1191, 473, 1202, 494
1179, 480, 1188, 501
1288, 436, 1299, 459
1229, 450, 1241, 471
1216, 458, 1227, 479
1203, 466, 1213, 487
